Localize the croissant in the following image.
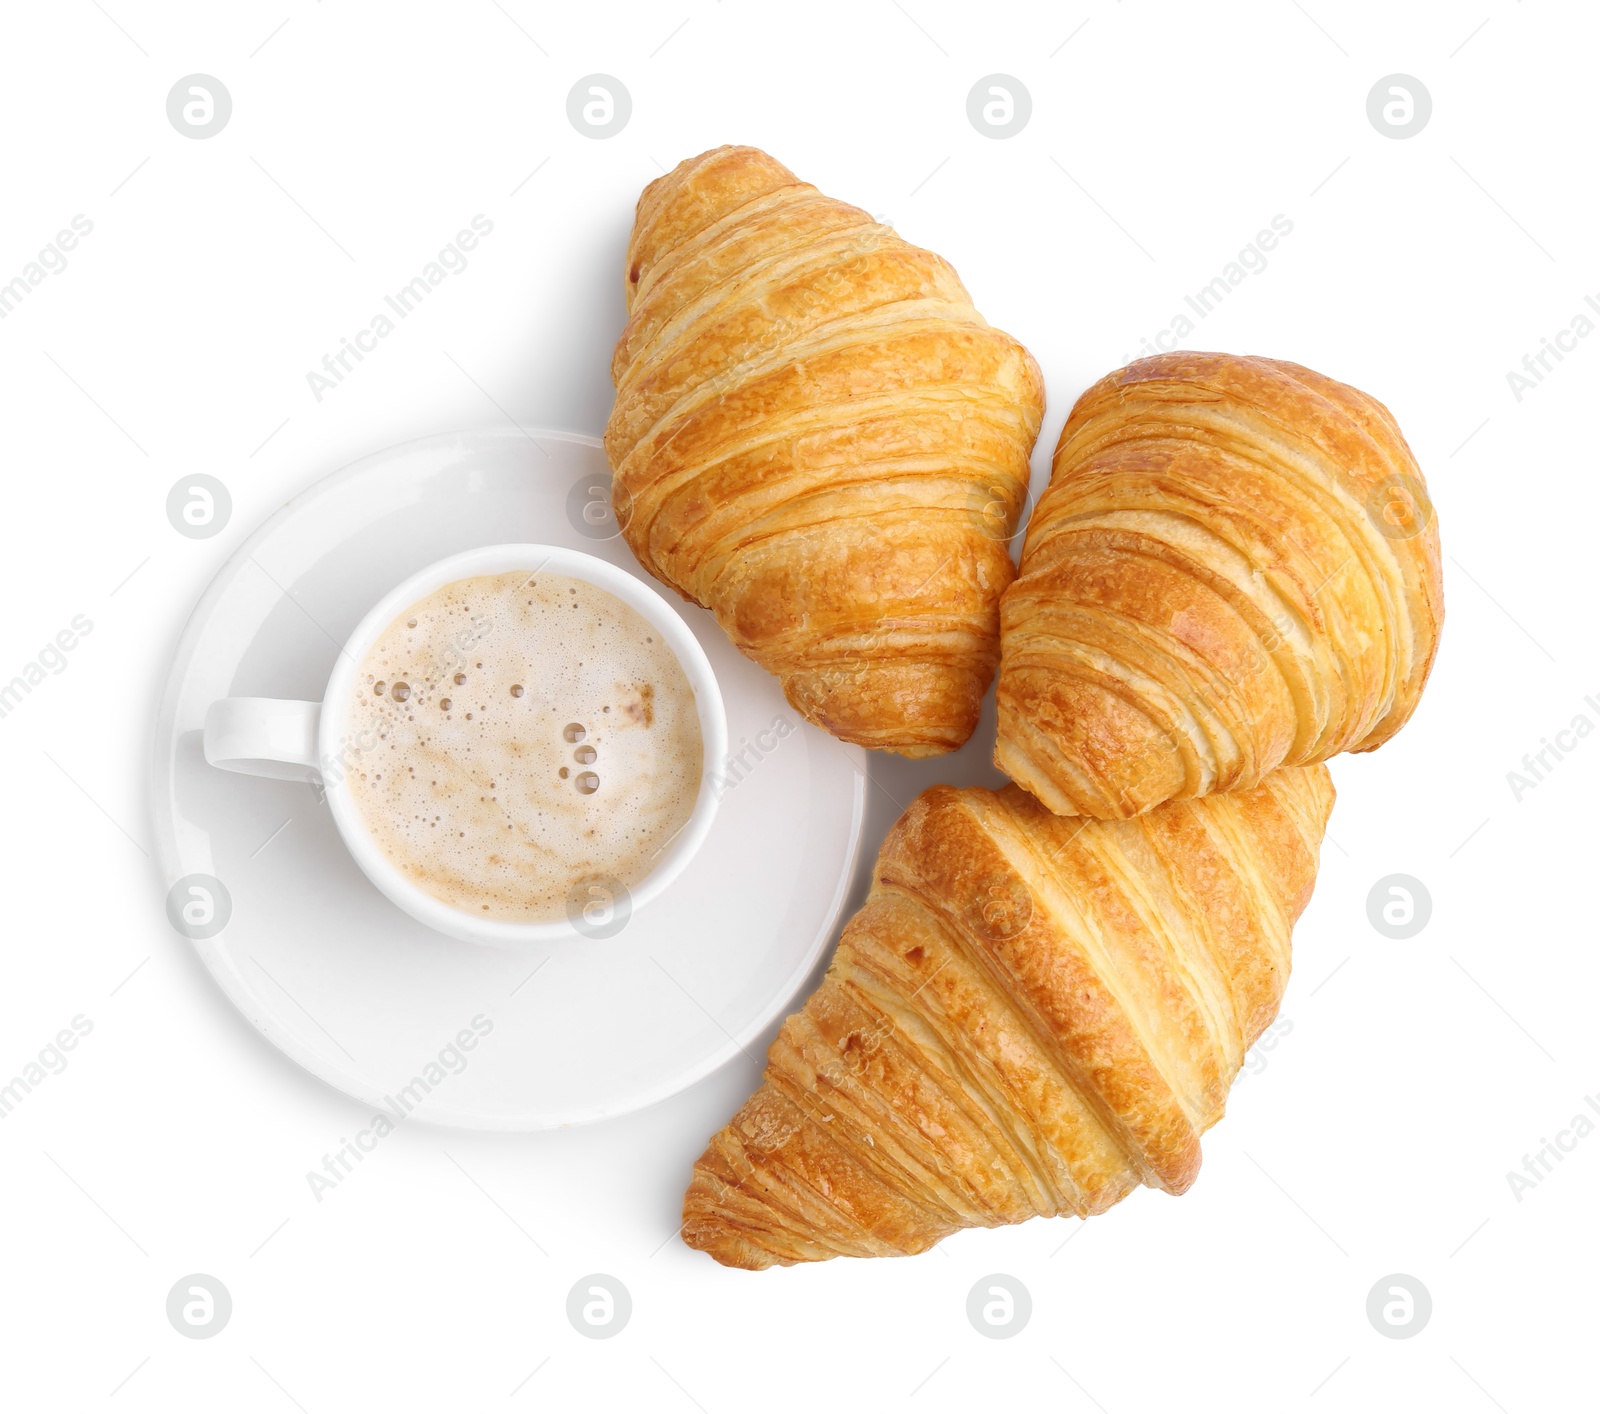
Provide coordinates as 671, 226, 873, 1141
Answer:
605, 145, 1045, 757
995, 352, 1442, 817
681, 764, 1334, 1268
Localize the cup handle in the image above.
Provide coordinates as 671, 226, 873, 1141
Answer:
204, 698, 323, 783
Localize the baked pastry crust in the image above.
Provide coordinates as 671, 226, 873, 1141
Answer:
996, 352, 1442, 816
605, 146, 1044, 757
681, 764, 1334, 1268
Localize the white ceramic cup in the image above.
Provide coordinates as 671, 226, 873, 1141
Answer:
202, 544, 728, 946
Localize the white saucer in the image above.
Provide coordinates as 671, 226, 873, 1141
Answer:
149, 429, 866, 1130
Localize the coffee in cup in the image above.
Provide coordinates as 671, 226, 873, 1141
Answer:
341, 570, 703, 923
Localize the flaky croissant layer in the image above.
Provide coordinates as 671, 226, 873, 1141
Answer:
996, 352, 1443, 817
605, 145, 1044, 757
682, 765, 1334, 1268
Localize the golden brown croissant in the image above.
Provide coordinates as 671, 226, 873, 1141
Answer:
995, 352, 1442, 817
605, 145, 1045, 757
682, 764, 1333, 1268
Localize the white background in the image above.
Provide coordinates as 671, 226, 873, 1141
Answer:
1, 1, 1594, 1409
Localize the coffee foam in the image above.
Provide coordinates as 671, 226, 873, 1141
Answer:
341, 570, 703, 923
